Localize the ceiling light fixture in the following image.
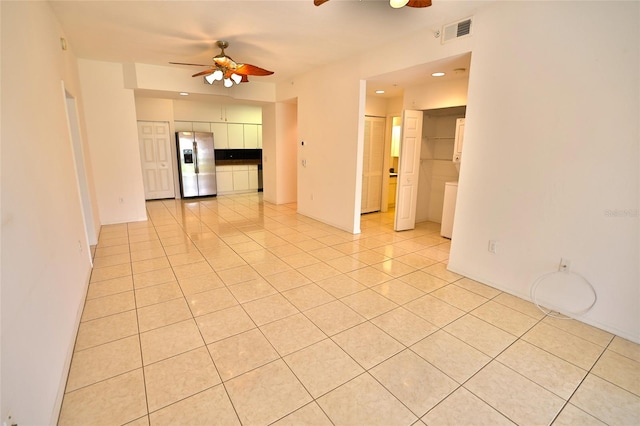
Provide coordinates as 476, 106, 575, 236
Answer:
179, 92, 189, 96
389, 0, 409, 8
432, 72, 445, 77
314, 0, 433, 9
172, 41, 273, 89
375, 90, 385, 94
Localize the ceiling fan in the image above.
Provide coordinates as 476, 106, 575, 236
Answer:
170, 40, 274, 87
314, 0, 432, 8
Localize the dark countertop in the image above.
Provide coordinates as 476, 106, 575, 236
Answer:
215, 159, 262, 166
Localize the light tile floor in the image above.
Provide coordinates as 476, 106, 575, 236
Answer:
59, 194, 640, 425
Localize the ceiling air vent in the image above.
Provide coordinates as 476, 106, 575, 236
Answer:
441, 17, 473, 43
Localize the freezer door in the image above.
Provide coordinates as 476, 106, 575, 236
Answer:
194, 132, 217, 196
177, 132, 198, 197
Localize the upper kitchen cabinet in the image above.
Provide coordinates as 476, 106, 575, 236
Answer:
174, 120, 263, 149
228, 123, 245, 149
243, 124, 260, 149
192, 122, 211, 132
453, 118, 465, 163
211, 122, 229, 149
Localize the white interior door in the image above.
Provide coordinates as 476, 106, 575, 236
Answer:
394, 110, 423, 231
361, 116, 386, 213
138, 121, 175, 200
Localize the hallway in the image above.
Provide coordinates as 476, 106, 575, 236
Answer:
59, 194, 640, 425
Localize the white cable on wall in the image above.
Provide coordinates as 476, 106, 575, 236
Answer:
529, 269, 597, 319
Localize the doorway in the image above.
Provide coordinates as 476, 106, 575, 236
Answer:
64, 89, 97, 254
361, 116, 386, 214
388, 106, 466, 232
416, 106, 466, 224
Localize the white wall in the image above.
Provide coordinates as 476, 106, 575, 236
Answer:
404, 77, 469, 111
292, 68, 365, 232
449, 1, 639, 341
78, 60, 147, 224
263, 102, 298, 205
135, 97, 174, 121
1, 2, 95, 423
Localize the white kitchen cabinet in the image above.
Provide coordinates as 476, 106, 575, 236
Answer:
232, 166, 250, 191
211, 122, 228, 149
248, 168, 259, 190
215, 166, 234, 193
453, 118, 465, 163
174, 121, 193, 132
227, 123, 244, 148
243, 124, 259, 149
192, 122, 211, 132
388, 175, 397, 208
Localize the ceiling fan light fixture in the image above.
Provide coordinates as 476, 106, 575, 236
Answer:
204, 73, 216, 84
173, 40, 273, 88
432, 72, 446, 77
231, 73, 242, 84
389, 0, 410, 8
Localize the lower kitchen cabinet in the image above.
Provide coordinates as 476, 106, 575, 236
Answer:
215, 166, 234, 193
216, 165, 259, 194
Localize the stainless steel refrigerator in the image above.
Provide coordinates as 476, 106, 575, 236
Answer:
176, 131, 217, 197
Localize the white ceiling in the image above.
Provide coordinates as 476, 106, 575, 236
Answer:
50, 0, 482, 98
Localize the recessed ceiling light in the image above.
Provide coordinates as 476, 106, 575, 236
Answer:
432, 72, 445, 77
179, 92, 189, 96
375, 90, 385, 94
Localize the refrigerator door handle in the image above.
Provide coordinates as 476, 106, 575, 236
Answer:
193, 141, 199, 174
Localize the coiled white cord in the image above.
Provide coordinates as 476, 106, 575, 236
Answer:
529, 270, 597, 319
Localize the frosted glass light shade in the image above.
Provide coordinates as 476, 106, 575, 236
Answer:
223, 78, 233, 88
390, 0, 409, 8
231, 73, 242, 84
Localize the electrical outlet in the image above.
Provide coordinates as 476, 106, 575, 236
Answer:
488, 240, 498, 254
559, 257, 571, 272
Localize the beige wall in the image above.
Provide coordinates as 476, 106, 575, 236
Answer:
1, 2, 96, 423
449, 1, 639, 341
78, 59, 147, 224
262, 101, 297, 205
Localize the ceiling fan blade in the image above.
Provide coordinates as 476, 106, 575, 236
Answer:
191, 69, 214, 77
235, 63, 274, 76
407, 0, 432, 7
170, 61, 210, 67
314, 0, 330, 5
